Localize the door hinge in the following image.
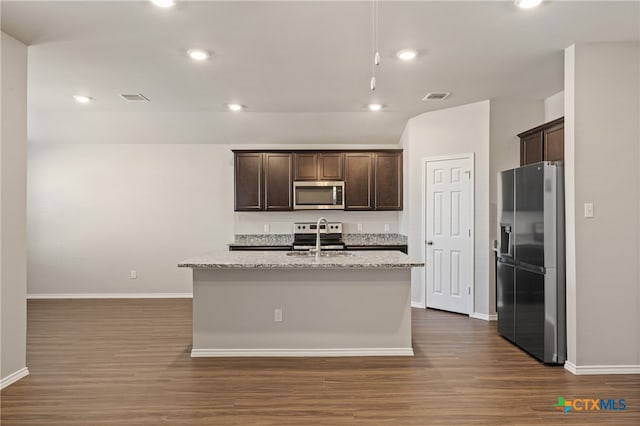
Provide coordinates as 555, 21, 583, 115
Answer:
465, 170, 471, 179
468, 287, 471, 295
468, 229, 471, 237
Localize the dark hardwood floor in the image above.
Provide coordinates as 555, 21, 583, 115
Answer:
1, 299, 638, 425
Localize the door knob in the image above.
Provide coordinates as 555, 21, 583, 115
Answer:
426, 241, 433, 245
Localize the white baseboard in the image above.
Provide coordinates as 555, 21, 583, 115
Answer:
191, 347, 414, 357
411, 301, 426, 309
1, 367, 29, 390
564, 361, 640, 375
27, 293, 193, 299
469, 312, 497, 321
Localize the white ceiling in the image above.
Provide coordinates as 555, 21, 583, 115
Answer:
2, 1, 639, 144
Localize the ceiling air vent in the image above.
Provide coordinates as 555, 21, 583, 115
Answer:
422, 92, 451, 101
120, 93, 150, 102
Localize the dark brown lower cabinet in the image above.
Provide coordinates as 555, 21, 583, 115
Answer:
346, 245, 408, 254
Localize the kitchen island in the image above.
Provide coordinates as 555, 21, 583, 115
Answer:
178, 250, 423, 357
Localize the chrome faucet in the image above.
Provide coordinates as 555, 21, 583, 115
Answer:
315, 217, 328, 259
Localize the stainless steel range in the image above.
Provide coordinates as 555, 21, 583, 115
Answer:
292, 222, 345, 251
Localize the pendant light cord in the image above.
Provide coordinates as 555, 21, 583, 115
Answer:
370, 0, 380, 91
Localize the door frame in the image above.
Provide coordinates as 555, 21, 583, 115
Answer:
421, 153, 475, 315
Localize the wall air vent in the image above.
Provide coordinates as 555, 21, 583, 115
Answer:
422, 92, 451, 101
120, 93, 150, 102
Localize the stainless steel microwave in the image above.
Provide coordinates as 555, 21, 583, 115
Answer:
293, 181, 345, 210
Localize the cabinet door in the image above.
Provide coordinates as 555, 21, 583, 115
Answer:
294, 153, 318, 181
374, 152, 402, 210
344, 153, 374, 210
543, 123, 564, 162
234, 153, 263, 211
520, 132, 543, 166
318, 153, 344, 180
264, 153, 293, 211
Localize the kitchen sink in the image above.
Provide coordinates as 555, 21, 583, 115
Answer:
286, 251, 356, 257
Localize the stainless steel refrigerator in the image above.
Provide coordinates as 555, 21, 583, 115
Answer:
496, 161, 565, 364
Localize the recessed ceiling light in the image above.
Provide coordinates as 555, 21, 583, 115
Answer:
368, 103, 383, 112
150, 0, 176, 8
188, 49, 209, 61
514, 0, 543, 9
227, 104, 243, 112
396, 49, 417, 61
73, 95, 92, 104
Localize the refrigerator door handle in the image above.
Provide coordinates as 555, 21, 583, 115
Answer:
507, 229, 513, 258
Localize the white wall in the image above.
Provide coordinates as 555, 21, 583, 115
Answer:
488, 99, 544, 314
1, 32, 29, 386
27, 144, 234, 295
235, 211, 400, 235
401, 101, 491, 314
565, 42, 640, 369
27, 139, 403, 296
544, 91, 565, 122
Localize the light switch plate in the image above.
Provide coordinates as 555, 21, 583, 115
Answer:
584, 203, 594, 218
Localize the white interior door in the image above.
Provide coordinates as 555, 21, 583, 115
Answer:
425, 157, 473, 314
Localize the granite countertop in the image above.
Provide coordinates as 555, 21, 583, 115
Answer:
179, 250, 423, 269
229, 233, 407, 247
342, 233, 407, 246
229, 234, 293, 247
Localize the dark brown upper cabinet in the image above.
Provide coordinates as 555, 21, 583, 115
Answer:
263, 153, 293, 211
518, 117, 564, 166
234, 153, 263, 211
318, 153, 344, 180
374, 152, 403, 210
293, 153, 318, 180
294, 152, 343, 181
234, 152, 292, 211
235, 150, 402, 212
344, 153, 374, 210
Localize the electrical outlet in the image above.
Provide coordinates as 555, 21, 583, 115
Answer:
130, 270, 137, 279
384, 224, 390, 232
584, 203, 594, 218
357, 223, 363, 232
264, 223, 270, 233
274, 308, 283, 322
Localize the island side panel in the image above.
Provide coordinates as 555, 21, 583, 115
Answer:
191, 268, 412, 356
